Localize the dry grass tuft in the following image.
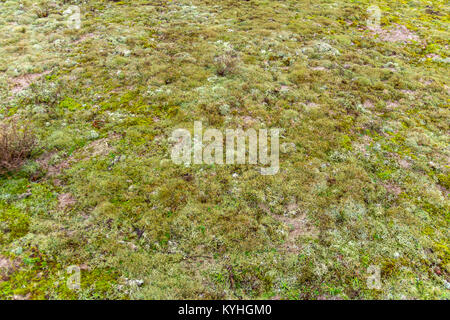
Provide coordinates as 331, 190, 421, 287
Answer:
0, 120, 37, 174
214, 51, 240, 76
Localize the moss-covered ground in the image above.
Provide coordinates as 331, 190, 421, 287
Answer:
0, 0, 448, 299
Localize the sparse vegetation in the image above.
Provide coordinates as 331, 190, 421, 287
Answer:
0, 0, 448, 300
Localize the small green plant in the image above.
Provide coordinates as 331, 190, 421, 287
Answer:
0, 203, 30, 245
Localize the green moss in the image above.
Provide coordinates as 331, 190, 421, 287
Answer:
436, 173, 450, 190
339, 135, 353, 151
0, 203, 29, 245
0, 249, 124, 300
59, 97, 83, 111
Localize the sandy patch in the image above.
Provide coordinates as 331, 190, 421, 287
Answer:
10, 71, 51, 94
58, 193, 77, 210
260, 203, 319, 253
369, 24, 420, 44
73, 33, 95, 45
